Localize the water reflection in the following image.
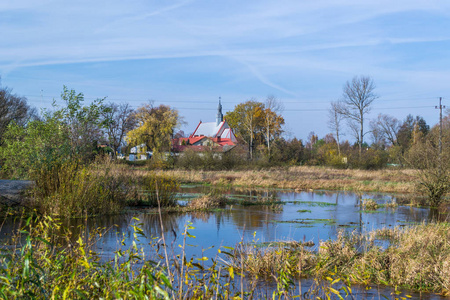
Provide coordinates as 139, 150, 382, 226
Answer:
1, 188, 448, 259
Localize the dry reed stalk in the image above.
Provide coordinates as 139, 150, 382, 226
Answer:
153, 166, 419, 194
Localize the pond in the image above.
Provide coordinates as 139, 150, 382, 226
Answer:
1, 186, 448, 299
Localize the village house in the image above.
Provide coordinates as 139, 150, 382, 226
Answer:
172, 100, 237, 153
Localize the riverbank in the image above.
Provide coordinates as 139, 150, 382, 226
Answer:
157, 166, 418, 194
0, 180, 33, 207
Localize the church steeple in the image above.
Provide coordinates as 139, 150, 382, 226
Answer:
216, 97, 223, 126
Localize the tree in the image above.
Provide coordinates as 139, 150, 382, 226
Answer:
53, 86, 109, 161
370, 114, 401, 147
328, 101, 345, 156
101, 102, 135, 157
0, 113, 70, 178
226, 99, 284, 160
0, 87, 36, 145
126, 103, 180, 156
340, 76, 377, 157
397, 114, 430, 150
407, 138, 449, 207
225, 100, 265, 160
262, 96, 285, 159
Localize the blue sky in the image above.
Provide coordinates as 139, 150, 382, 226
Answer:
1, 0, 450, 140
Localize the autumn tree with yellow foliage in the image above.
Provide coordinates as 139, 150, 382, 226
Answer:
225, 98, 284, 160
126, 103, 180, 158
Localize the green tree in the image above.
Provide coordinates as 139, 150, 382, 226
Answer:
126, 103, 180, 157
0, 115, 70, 178
0, 86, 111, 178
54, 86, 109, 160
0, 86, 37, 145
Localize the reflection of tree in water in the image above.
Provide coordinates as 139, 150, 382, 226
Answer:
229, 206, 282, 231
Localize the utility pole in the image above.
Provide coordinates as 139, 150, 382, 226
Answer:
435, 97, 446, 155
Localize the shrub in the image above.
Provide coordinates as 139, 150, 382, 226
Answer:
174, 148, 246, 170
30, 159, 127, 217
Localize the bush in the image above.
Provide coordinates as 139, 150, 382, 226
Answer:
30, 159, 127, 217
174, 149, 246, 170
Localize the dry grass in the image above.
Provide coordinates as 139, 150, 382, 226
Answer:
187, 194, 227, 210
227, 223, 450, 295
361, 198, 379, 210
318, 223, 450, 295
156, 166, 417, 194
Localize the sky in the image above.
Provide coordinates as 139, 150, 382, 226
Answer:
1, 0, 450, 141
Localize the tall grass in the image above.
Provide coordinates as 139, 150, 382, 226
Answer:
0, 216, 173, 299
227, 223, 450, 296
30, 159, 127, 217
2, 213, 447, 298
28, 159, 181, 217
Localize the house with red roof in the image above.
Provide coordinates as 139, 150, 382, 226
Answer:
172, 100, 237, 152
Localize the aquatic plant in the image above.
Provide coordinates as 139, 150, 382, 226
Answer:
187, 194, 227, 210
360, 198, 379, 210
139, 173, 179, 207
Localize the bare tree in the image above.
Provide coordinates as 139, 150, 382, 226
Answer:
102, 102, 135, 157
340, 76, 377, 157
0, 87, 35, 145
371, 113, 401, 147
348, 120, 360, 148
328, 101, 345, 156
262, 95, 284, 158
369, 119, 386, 149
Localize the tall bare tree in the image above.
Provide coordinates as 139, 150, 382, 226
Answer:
102, 102, 135, 157
328, 101, 345, 156
262, 95, 284, 158
340, 76, 377, 157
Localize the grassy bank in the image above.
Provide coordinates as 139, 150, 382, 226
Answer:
158, 166, 418, 194
1, 215, 448, 298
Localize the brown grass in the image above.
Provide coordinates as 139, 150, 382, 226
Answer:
187, 194, 227, 210
228, 223, 450, 295
156, 166, 417, 194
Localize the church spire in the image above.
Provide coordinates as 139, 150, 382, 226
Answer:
216, 96, 223, 126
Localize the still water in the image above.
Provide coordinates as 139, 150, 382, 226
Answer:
1, 187, 448, 299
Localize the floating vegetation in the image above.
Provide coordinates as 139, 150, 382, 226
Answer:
256, 240, 315, 248
271, 218, 336, 225
338, 224, 360, 228
239, 199, 284, 206
297, 209, 312, 213
289, 201, 337, 207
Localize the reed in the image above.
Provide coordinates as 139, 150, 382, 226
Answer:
158, 166, 419, 194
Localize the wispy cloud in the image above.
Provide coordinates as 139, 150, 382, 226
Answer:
2, 0, 450, 138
